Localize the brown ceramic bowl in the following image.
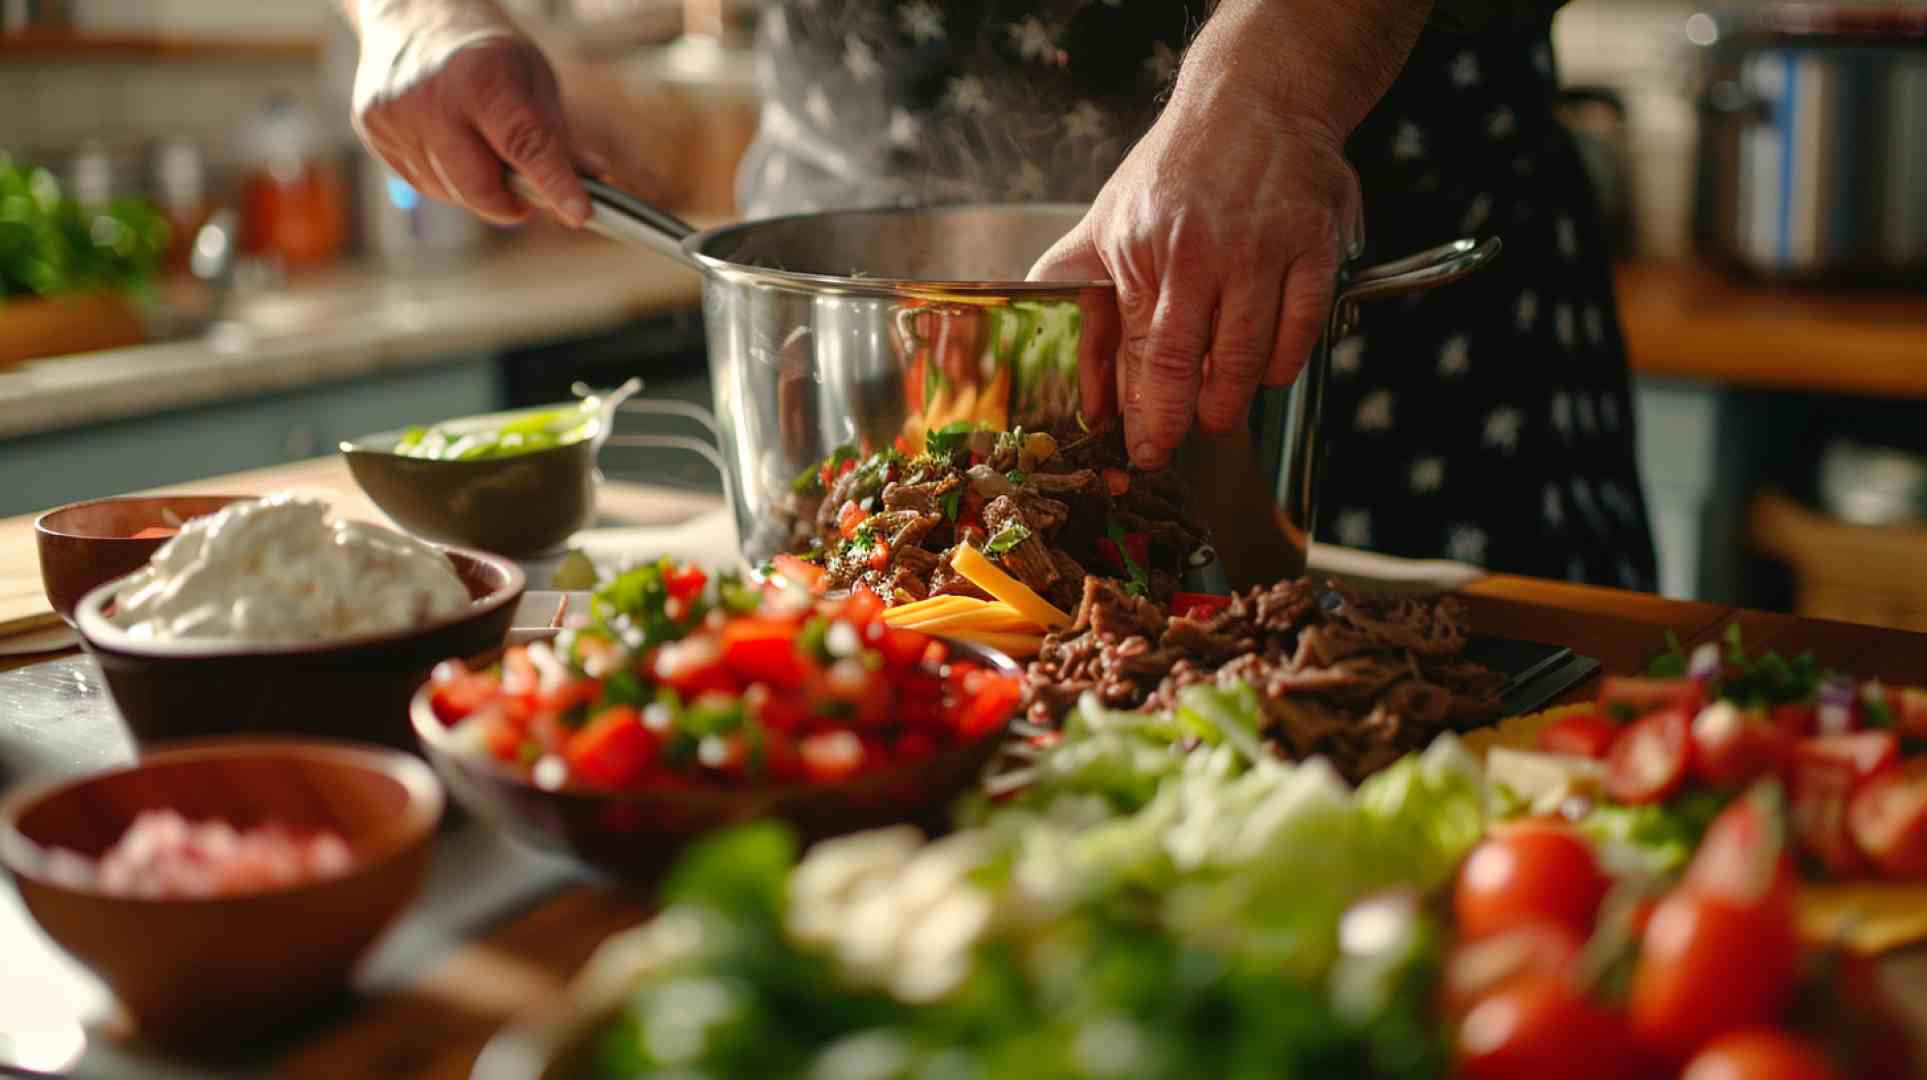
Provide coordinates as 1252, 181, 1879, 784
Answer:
34, 495, 249, 626
340, 407, 602, 559
410, 640, 1020, 883
73, 548, 525, 752
0, 738, 443, 1052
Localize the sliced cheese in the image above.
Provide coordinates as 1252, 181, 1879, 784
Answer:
882, 596, 978, 624
904, 607, 1039, 635
950, 544, 1073, 631
943, 629, 1043, 659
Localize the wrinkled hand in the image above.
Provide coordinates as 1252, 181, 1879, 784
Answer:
353, 27, 602, 227
1030, 19, 1366, 471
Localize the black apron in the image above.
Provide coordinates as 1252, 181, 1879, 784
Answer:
738, 0, 1659, 592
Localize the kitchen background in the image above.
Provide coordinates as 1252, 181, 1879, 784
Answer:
2, 0, 1924, 630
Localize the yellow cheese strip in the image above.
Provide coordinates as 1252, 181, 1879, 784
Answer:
942, 629, 1043, 659
950, 544, 1073, 630
882, 596, 979, 624
1478, 702, 1927, 955
903, 608, 1040, 635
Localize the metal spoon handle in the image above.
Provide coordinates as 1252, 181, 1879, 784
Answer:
506, 172, 701, 269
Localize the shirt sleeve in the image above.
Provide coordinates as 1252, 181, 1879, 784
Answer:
1426, 0, 1569, 34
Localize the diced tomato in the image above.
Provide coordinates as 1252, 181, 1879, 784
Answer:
872, 625, 931, 669
1794, 732, 1899, 783
481, 714, 525, 763
1691, 703, 1793, 788
842, 588, 886, 626
1848, 757, 1927, 880
501, 646, 539, 696
530, 708, 572, 754
1790, 756, 1868, 877
837, 501, 869, 539
1102, 467, 1131, 496
1454, 824, 1612, 941
1441, 919, 1584, 1019
1604, 707, 1692, 804
721, 618, 807, 691
956, 671, 1022, 737
1537, 712, 1619, 759
1888, 686, 1927, 740
1170, 592, 1233, 621
652, 634, 737, 698
1682, 1030, 1843, 1080
1684, 783, 1795, 906
663, 564, 708, 603
130, 525, 179, 540
564, 706, 657, 788
771, 553, 827, 593
1599, 675, 1704, 719
1770, 703, 1817, 739
429, 670, 501, 725
867, 539, 892, 572
744, 683, 809, 733
800, 730, 866, 782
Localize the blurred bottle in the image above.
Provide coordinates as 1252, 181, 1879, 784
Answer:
151, 137, 215, 276
237, 95, 347, 270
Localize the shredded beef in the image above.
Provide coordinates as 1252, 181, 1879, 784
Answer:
1022, 575, 1503, 783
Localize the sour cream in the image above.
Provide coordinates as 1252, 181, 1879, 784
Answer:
107, 493, 471, 645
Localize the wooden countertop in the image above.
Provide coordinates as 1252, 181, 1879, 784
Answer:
1615, 260, 1927, 398
7, 458, 1927, 1077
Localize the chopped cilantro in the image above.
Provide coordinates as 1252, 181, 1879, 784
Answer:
985, 522, 1033, 556
600, 668, 651, 709
924, 421, 981, 458
591, 558, 702, 650
798, 617, 833, 664
680, 696, 746, 739
939, 489, 962, 521
1006, 470, 1028, 486
847, 522, 879, 555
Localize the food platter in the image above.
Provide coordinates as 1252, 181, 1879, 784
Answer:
12, 416, 1927, 1080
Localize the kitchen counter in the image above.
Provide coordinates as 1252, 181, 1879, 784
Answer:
1616, 260, 1927, 398
5, 458, 1927, 1078
0, 230, 702, 443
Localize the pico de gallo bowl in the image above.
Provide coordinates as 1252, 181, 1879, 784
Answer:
409, 559, 1025, 880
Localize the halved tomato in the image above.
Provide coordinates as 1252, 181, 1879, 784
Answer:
770, 553, 826, 593
1537, 712, 1620, 759
1684, 782, 1795, 906
1441, 919, 1585, 1019
1453, 825, 1612, 941
1682, 1030, 1843, 1080
1847, 758, 1927, 881
1457, 973, 1649, 1080
1692, 703, 1793, 788
1789, 756, 1867, 878
1628, 887, 1801, 1065
1794, 733, 1899, 784
1599, 676, 1704, 719
1604, 708, 1693, 804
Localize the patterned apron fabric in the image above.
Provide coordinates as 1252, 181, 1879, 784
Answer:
737, 1, 1659, 592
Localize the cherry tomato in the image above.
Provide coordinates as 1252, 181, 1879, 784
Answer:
429, 670, 500, 725
1685, 783, 1795, 906
1693, 704, 1793, 788
1454, 825, 1612, 941
1794, 733, 1899, 784
564, 706, 658, 788
1457, 973, 1650, 1080
720, 618, 807, 691
1605, 707, 1693, 805
1790, 756, 1869, 877
1890, 686, 1927, 740
1600, 675, 1704, 719
663, 564, 708, 603
1847, 757, 1927, 880
1537, 712, 1620, 759
1628, 888, 1801, 1064
1441, 919, 1584, 1019
1771, 704, 1817, 739
1682, 1029, 1843, 1080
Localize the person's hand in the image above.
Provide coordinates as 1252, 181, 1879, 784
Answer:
352, 16, 603, 228
1030, 0, 1422, 472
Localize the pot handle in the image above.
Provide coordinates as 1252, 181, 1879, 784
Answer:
1336, 236, 1503, 307
506, 171, 701, 269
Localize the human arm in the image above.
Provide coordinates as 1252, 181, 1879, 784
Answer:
335, 0, 600, 226
1030, 0, 1433, 471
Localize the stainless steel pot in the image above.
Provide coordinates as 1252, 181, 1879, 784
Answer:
1691, 3, 1927, 283
531, 176, 1500, 573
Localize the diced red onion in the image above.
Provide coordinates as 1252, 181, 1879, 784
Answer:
1687, 642, 1723, 682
